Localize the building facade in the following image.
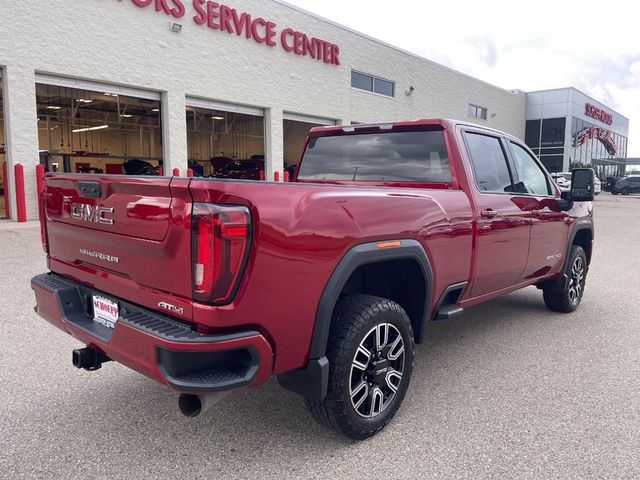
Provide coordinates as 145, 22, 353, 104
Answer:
525, 88, 629, 174
0, 0, 627, 222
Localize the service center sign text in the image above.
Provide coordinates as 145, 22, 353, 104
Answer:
585, 103, 612, 125
124, 0, 341, 66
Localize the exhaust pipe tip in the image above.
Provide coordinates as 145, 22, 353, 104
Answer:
178, 391, 232, 418
178, 394, 204, 418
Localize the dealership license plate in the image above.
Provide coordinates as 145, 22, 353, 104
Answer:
92, 295, 119, 329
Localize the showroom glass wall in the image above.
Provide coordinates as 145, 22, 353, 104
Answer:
526, 116, 629, 176
35, 83, 162, 174
525, 118, 566, 173
186, 105, 265, 178
570, 117, 627, 169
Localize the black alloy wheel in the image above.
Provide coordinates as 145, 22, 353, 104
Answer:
305, 294, 414, 440
543, 245, 588, 313
348, 322, 406, 418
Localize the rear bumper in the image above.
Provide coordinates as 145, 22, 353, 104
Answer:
31, 273, 273, 393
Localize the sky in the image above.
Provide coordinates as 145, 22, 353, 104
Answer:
285, 0, 640, 157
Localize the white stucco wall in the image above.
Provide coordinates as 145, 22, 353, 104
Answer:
1, 0, 525, 220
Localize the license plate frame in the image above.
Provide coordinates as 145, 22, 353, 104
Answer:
91, 295, 119, 329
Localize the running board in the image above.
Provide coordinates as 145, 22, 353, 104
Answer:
435, 303, 464, 320
432, 281, 467, 321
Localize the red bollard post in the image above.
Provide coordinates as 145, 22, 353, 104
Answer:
172, 168, 180, 176
158, 166, 164, 176
187, 168, 194, 178
274, 171, 280, 182
258, 169, 265, 181
35, 164, 45, 220
2, 162, 10, 220
14, 163, 27, 223
283, 171, 290, 182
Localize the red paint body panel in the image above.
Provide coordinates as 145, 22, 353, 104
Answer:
32, 118, 593, 394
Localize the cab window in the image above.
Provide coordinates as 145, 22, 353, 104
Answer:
509, 142, 552, 196
464, 132, 513, 193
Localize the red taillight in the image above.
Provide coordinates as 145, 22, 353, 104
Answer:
191, 203, 251, 305
39, 190, 49, 253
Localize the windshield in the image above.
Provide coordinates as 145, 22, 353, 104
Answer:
297, 130, 452, 182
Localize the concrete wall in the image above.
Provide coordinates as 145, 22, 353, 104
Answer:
0, 0, 525, 221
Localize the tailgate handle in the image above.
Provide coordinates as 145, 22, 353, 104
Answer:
79, 181, 102, 198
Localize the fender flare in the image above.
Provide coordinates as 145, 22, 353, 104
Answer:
546, 221, 594, 292
277, 239, 433, 400
563, 222, 594, 271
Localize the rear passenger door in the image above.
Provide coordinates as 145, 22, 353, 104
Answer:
463, 131, 531, 297
506, 141, 569, 280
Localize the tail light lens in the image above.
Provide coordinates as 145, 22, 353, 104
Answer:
191, 203, 251, 305
39, 190, 49, 253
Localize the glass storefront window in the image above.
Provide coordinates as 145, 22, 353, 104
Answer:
525, 119, 541, 153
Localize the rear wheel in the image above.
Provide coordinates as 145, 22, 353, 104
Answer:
543, 245, 587, 313
622, 187, 631, 195
305, 294, 414, 440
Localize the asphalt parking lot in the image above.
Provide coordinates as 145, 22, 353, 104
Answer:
1, 193, 639, 480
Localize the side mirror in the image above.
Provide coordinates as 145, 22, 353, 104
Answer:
568, 168, 595, 202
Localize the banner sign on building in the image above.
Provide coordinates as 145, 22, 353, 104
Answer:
573, 126, 617, 155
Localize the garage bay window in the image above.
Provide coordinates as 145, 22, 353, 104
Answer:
186, 98, 265, 179
35, 76, 162, 175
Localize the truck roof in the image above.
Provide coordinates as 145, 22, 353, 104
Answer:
308, 118, 514, 138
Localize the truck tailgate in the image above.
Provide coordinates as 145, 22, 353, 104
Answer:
44, 174, 193, 301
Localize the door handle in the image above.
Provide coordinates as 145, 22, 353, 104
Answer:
480, 209, 499, 219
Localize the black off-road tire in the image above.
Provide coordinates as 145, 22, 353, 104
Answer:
305, 294, 414, 440
543, 245, 588, 313
622, 187, 631, 195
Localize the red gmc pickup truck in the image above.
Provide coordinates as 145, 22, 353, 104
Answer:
31, 119, 595, 439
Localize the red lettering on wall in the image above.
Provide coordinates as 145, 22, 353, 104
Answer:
585, 103, 613, 125
132, 0, 184, 18
265, 21, 277, 47
192, 0, 206, 24
170, 0, 185, 18
127, 0, 341, 66
206, 1, 220, 29
219, 4, 233, 33
231, 9, 252, 38
281, 28, 294, 52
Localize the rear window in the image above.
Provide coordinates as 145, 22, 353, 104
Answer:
297, 130, 452, 182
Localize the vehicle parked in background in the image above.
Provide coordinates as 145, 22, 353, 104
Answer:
122, 159, 158, 176
31, 119, 595, 440
214, 158, 265, 180
551, 172, 571, 192
604, 176, 620, 192
210, 156, 234, 175
552, 171, 601, 195
611, 176, 640, 195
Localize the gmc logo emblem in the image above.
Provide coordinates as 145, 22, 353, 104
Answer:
71, 204, 115, 225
